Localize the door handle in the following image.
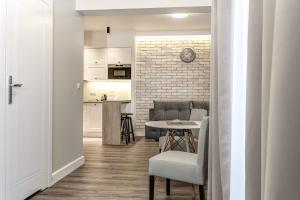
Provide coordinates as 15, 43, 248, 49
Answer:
8, 76, 23, 104
10, 83, 23, 87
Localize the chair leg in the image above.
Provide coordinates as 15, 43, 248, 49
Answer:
129, 117, 135, 141
124, 119, 129, 145
199, 185, 205, 200
120, 117, 124, 143
149, 176, 155, 200
166, 178, 170, 195
126, 118, 130, 143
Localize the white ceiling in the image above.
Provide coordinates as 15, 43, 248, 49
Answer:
83, 13, 211, 32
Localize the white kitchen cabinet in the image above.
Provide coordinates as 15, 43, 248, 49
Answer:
107, 48, 132, 65
84, 64, 107, 80
84, 48, 108, 80
83, 103, 102, 137
84, 48, 106, 65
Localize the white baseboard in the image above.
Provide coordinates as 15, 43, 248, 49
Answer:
83, 131, 102, 138
51, 156, 85, 186
135, 129, 145, 136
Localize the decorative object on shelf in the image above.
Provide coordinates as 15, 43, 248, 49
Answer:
180, 48, 196, 63
101, 94, 107, 101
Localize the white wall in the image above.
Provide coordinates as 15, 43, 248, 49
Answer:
77, 0, 210, 10
53, 0, 84, 172
76, 0, 211, 15
0, 0, 6, 199
84, 31, 135, 48
107, 31, 135, 48
84, 31, 107, 48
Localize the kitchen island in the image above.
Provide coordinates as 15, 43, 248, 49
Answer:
102, 101, 131, 145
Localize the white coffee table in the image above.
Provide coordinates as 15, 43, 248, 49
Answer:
145, 120, 201, 153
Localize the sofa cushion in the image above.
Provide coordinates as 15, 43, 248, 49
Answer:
192, 101, 210, 114
153, 101, 191, 120
190, 109, 208, 121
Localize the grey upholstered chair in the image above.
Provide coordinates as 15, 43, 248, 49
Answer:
148, 117, 209, 200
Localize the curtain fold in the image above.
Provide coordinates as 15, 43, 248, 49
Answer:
245, 0, 263, 199
208, 0, 233, 200
261, 0, 276, 198
246, 0, 300, 200
264, 0, 300, 199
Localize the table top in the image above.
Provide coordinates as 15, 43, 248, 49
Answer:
145, 120, 201, 130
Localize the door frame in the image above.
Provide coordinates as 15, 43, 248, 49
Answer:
43, 0, 54, 188
0, 0, 7, 199
0, 0, 53, 198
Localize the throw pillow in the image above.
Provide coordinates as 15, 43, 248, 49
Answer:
190, 109, 208, 121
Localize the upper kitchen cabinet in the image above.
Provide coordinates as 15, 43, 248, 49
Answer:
107, 48, 132, 65
84, 48, 107, 65
85, 64, 107, 80
84, 48, 108, 80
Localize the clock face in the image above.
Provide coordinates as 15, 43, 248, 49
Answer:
180, 48, 196, 63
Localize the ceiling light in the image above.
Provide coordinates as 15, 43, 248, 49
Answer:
171, 13, 189, 19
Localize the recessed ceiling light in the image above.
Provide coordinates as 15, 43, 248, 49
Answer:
171, 13, 189, 19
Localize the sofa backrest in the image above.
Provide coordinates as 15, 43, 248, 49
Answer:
191, 101, 210, 115
152, 101, 191, 121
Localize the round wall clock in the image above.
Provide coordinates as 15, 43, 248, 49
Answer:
180, 48, 196, 63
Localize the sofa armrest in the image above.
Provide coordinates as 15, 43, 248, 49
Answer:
149, 108, 155, 121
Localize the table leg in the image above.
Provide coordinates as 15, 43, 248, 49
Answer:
161, 130, 170, 152
170, 130, 177, 150
192, 184, 197, 198
184, 131, 191, 152
189, 130, 196, 152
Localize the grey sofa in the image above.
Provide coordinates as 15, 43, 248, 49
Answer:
145, 101, 209, 140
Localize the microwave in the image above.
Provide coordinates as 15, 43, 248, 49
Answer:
108, 64, 131, 80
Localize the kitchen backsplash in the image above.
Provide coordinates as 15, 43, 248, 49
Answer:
84, 80, 131, 101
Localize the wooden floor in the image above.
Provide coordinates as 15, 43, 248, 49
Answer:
31, 137, 205, 200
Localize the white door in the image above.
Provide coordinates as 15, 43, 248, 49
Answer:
5, 0, 52, 199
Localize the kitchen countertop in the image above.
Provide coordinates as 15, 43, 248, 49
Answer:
83, 100, 131, 104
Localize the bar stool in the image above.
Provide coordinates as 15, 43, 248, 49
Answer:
121, 113, 135, 144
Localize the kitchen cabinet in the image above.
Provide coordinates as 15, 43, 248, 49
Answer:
107, 48, 132, 65
84, 64, 107, 80
84, 48, 107, 80
83, 103, 102, 137
84, 49, 106, 65
84, 48, 132, 80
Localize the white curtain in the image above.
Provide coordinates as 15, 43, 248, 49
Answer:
246, 0, 300, 200
208, 0, 234, 200
210, 0, 300, 199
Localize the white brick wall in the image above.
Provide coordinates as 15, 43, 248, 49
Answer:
135, 36, 211, 129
